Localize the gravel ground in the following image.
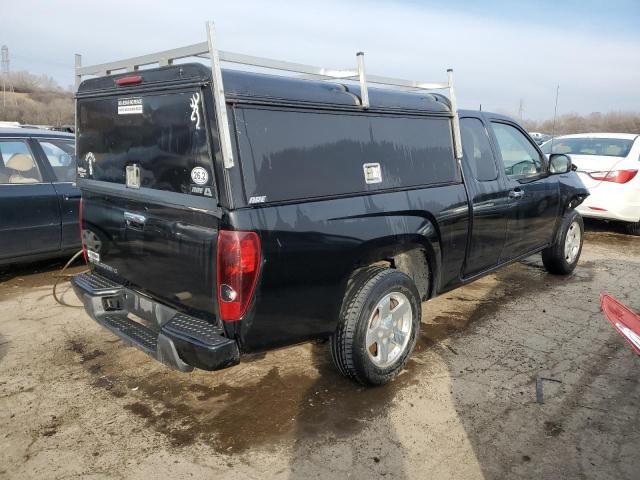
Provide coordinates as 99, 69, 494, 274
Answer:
0, 223, 638, 479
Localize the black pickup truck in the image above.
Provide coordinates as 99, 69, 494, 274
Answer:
72, 63, 588, 385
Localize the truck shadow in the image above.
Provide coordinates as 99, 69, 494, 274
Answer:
285, 345, 411, 479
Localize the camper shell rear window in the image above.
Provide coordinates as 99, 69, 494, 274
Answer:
76, 88, 214, 196
235, 106, 457, 204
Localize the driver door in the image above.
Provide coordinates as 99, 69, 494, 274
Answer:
488, 120, 560, 261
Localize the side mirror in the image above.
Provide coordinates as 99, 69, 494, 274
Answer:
549, 154, 572, 174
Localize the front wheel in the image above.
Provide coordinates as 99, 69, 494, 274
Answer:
541, 210, 584, 275
330, 267, 421, 386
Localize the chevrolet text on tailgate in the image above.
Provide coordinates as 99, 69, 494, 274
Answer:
72, 21, 589, 385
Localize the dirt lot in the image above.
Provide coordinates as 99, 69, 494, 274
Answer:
1, 223, 638, 479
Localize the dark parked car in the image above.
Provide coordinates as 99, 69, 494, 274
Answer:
72, 63, 588, 385
0, 128, 84, 266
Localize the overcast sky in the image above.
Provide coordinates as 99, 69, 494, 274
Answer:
3, 0, 640, 120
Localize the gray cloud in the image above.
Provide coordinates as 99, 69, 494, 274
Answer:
3, 0, 639, 119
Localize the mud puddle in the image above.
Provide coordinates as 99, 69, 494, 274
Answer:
65, 338, 420, 453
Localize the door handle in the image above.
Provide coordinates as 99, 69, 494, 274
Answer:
508, 188, 525, 200
124, 211, 146, 230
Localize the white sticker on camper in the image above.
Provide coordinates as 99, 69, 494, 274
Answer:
363, 163, 382, 184
117, 97, 143, 115
190, 92, 201, 130
190, 167, 209, 185
85, 152, 95, 177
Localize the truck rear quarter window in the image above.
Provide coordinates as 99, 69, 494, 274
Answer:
77, 89, 213, 195
460, 117, 498, 182
235, 107, 457, 203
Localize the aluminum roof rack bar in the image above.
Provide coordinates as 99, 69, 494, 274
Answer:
447, 69, 463, 161
206, 21, 235, 169
75, 20, 464, 166
356, 52, 370, 109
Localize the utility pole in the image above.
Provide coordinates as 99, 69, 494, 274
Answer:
1, 45, 15, 113
549, 85, 560, 151
1, 45, 8, 111
518, 98, 524, 122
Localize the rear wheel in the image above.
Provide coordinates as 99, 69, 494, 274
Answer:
542, 210, 584, 275
625, 221, 640, 236
330, 267, 421, 385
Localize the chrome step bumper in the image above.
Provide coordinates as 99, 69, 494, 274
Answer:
71, 272, 239, 372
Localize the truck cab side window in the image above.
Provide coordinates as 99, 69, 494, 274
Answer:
460, 118, 498, 181
491, 122, 543, 180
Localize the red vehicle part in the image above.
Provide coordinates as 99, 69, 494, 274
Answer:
600, 293, 640, 355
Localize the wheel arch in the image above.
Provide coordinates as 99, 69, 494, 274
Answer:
349, 234, 440, 301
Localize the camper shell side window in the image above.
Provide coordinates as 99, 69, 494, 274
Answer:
235, 106, 458, 204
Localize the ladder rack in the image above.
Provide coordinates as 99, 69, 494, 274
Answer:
75, 21, 463, 169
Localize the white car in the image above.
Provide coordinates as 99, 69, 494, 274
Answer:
541, 133, 640, 235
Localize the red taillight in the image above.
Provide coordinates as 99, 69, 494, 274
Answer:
216, 230, 261, 322
589, 169, 638, 184
79, 198, 87, 263
115, 75, 143, 86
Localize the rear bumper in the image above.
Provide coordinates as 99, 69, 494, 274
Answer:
72, 272, 239, 372
577, 207, 640, 223
576, 181, 640, 223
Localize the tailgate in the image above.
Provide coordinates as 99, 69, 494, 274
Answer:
77, 85, 221, 320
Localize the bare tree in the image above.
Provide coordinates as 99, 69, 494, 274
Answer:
0, 70, 73, 126
523, 112, 640, 135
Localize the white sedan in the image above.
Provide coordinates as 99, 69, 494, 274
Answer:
541, 133, 640, 235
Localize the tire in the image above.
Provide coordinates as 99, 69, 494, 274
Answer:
541, 210, 584, 275
625, 221, 640, 236
82, 226, 108, 254
330, 267, 421, 386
